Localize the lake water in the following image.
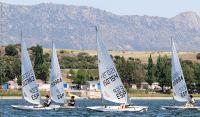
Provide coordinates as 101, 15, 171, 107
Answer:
0, 99, 200, 117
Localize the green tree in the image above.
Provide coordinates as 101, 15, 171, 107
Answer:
196, 53, 200, 60
34, 63, 49, 83
156, 55, 171, 90
0, 59, 7, 83
181, 60, 195, 89
194, 63, 200, 90
114, 56, 127, 82
69, 69, 76, 79
73, 69, 88, 85
33, 45, 44, 66
17, 76, 22, 85
5, 45, 18, 56
127, 58, 146, 84
114, 56, 145, 86
32, 45, 49, 82
146, 54, 155, 85
0, 56, 21, 84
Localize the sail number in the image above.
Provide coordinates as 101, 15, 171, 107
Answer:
172, 74, 184, 86
180, 90, 188, 98
103, 73, 118, 86
101, 67, 119, 86
22, 70, 35, 87
57, 93, 64, 99
31, 92, 39, 100
30, 87, 40, 100
113, 85, 126, 99
51, 78, 62, 87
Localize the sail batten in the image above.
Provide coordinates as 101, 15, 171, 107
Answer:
171, 38, 189, 102
21, 38, 40, 105
96, 27, 128, 104
50, 41, 65, 104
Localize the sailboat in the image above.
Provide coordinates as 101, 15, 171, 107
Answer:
11, 35, 58, 110
161, 38, 200, 110
50, 41, 65, 104
50, 41, 75, 109
87, 26, 148, 112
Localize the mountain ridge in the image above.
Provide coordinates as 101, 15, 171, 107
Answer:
0, 2, 200, 51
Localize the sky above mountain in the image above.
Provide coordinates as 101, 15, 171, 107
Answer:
0, 0, 200, 17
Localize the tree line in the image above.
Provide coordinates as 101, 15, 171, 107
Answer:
1, 44, 200, 93
0, 44, 49, 85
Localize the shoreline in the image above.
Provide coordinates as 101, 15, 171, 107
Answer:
1, 96, 200, 100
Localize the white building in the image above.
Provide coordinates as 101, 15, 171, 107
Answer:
150, 82, 161, 90
86, 81, 100, 91
131, 84, 137, 90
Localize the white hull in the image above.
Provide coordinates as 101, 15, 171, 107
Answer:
11, 105, 60, 111
161, 106, 200, 110
87, 106, 148, 112
58, 106, 76, 109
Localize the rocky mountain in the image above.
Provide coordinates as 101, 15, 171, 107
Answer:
0, 2, 200, 51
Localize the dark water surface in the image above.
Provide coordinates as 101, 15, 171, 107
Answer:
0, 99, 200, 117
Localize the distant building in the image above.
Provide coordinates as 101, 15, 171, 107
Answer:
139, 82, 149, 90
67, 83, 80, 90
7, 80, 18, 89
150, 82, 161, 90
131, 84, 137, 90
38, 84, 50, 91
36, 79, 49, 91
1, 83, 9, 90
86, 81, 100, 91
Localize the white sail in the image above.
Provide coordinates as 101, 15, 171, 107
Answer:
50, 41, 65, 104
21, 38, 40, 105
96, 27, 128, 104
171, 38, 189, 102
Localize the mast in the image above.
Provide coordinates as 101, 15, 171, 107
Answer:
171, 37, 175, 105
95, 26, 105, 106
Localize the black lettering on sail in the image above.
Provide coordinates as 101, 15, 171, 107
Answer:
31, 93, 39, 100
51, 78, 62, 87
172, 72, 184, 86
113, 85, 126, 99
103, 73, 118, 86
57, 93, 64, 99
22, 76, 35, 87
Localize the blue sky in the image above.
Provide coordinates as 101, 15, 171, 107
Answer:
0, 0, 200, 17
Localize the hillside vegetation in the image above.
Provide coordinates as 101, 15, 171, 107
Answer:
1, 45, 200, 94
43, 48, 200, 64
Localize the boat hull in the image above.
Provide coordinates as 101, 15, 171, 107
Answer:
161, 106, 200, 110
11, 105, 60, 111
87, 106, 148, 112
58, 106, 76, 109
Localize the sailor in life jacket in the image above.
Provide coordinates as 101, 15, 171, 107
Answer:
43, 95, 51, 107
185, 94, 195, 107
68, 96, 75, 106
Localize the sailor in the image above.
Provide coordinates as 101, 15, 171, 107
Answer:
68, 96, 75, 106
119, 103, 130, 109
43, 95, 51, 107
119, 103, 125, 109
185, 94, 195, 107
